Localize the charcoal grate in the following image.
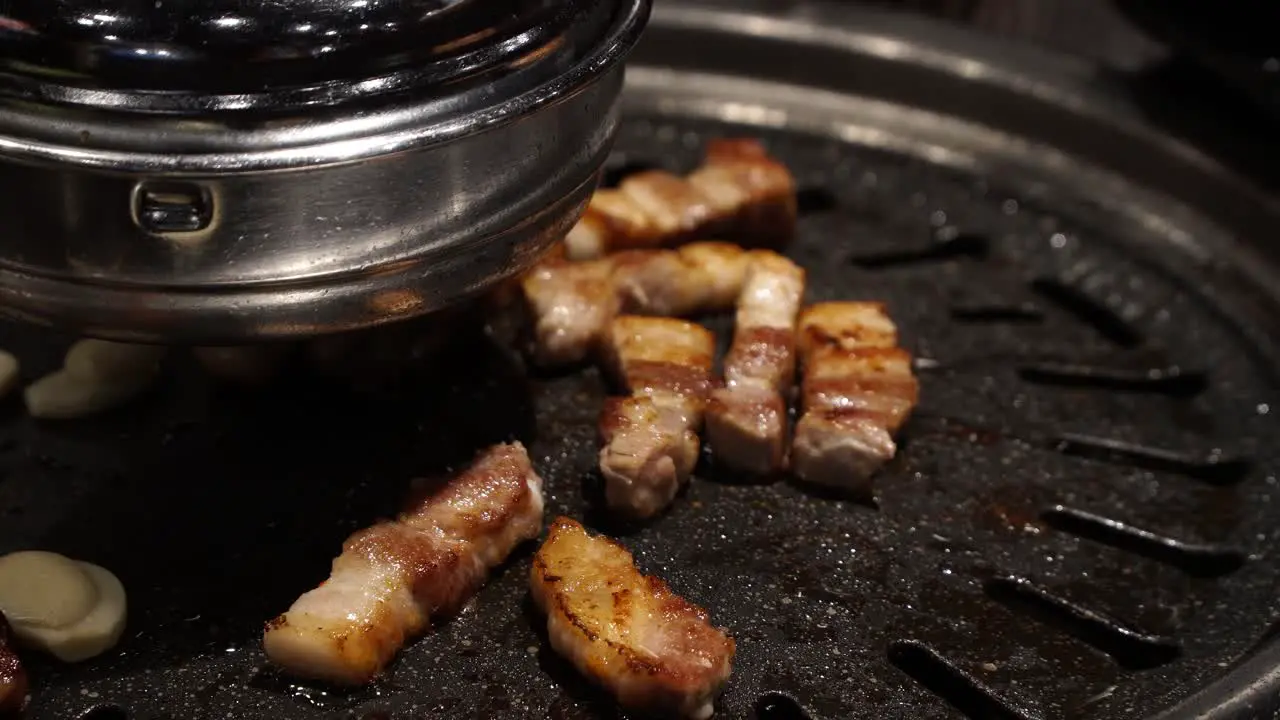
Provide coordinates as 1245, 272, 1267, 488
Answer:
4, 3, 1280, 719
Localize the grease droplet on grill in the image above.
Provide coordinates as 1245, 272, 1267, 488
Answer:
887, 641, 1037, 720
983, 577, 1181, 670
1041, 506, 1247, 577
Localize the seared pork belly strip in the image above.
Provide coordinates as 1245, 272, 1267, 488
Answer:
263, 443, 545, 685
0, 613, 26, 717
530, 517, 735, 719
565, 139, 797, 260
791, 302, 919, 493
520, 258, 620, 368
611, 242, 751, 317
599, 317, 715, 518
520, 242, 750, 368
705, 251, 806, 475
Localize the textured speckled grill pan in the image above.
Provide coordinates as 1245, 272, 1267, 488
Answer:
3, 2, 1280, 718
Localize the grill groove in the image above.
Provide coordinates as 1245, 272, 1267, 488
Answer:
888, 640, 1040, 720
1041, 506, 1248, 578
983, 576, 1183, 671
1051, 433, 1254, 485
1030, 277, 1146, 348
1018, 361, 1208, 397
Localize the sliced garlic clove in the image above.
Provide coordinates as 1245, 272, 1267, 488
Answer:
0, 351, 19, 400
0, 551, 98, 630
23, 368, 155, 420
64, 339, 166, 382
19, 563, 127, 663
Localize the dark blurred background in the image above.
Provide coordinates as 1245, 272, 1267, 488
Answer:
863, 0, 1279, 188
864, 0, 1164, 70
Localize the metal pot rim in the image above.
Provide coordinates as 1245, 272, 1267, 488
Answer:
0, 0, 649, 175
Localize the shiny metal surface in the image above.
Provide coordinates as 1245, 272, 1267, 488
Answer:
0, 0, 649, 342
0, 0, 585, 110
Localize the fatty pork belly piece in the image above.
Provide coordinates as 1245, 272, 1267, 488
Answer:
520, 242, 750, 368
599, 316, 715, 518
791, 302, 919, 493
565, 138, 797, 260
263, 443, 545, 685
530, 517, 735, 719
610, 241, 751, 317
520, 258, 619, 367
705, 251, 806, 475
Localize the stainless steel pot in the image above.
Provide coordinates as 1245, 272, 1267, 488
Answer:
0, 0, 650, 342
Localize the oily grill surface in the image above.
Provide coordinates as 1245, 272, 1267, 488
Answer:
5, 90, 1280, 720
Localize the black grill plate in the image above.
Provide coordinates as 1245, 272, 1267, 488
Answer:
5, 3, 1280, 719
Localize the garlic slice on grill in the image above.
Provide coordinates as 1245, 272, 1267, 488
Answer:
24, 339, 166, 419
0, 551, 127, 663
0, 552, 96, 629
64, 340, 166, 382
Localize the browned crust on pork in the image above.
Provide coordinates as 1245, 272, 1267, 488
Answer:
606, 316, 716, 392
531, 517, 735, 708
798, 302, 895, 355
401, 444, 538, 535
263, 443, 542, 686
703, 138, 777, 164
704, 387, 788, 474
597, 396, 642, 441
565, 139, 796, 258
724, 326, 796, 390
623, 360, 715, 400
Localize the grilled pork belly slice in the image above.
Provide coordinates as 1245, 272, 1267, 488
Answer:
599, 317, 715, 518
530, 517, 735, 719
0, 613, 26, 717
263, 443, 545, 685
520, 243, 750, 368
520, 259, 620, 368
791, 302, 919, 493
796, 300, 898, 358
565, 139, 796, 260
611, 241, 751, 317
705, 251, 806, 475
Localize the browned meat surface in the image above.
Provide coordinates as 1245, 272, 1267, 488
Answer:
598, 317, 715, 518
530, 517, 735, 719
0, 613, 27, 717
705, 251, 806, 475
611, 241, 751, 317
565, 139, 796, 260
263, 443, 545, 685
791, 302, 919, 493
520, 258, 620, 368
520, 242, 750, 368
